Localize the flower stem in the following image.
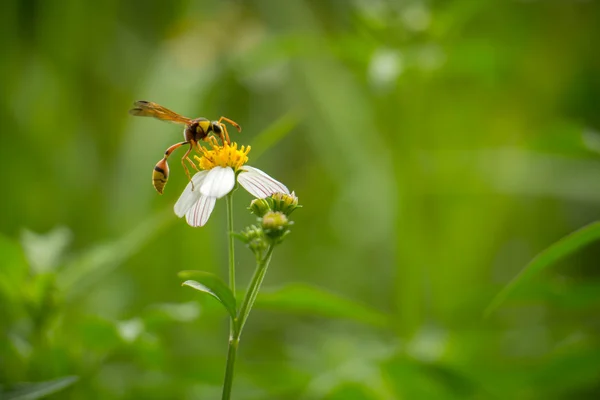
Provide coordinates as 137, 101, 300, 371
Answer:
221, 245, 275, 399
222, 192, 237, 400
236, 245, 275, 336
221, 336, 238, 400
226, 193, 235, 295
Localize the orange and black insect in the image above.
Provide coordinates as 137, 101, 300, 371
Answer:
128, 100, 241, 194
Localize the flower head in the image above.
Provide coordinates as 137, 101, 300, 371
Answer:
174, 141, 289, 227
196, 141, 250, 171
250, 192, 300, 217
262, 211, 289, 230
261, 211, 292, 243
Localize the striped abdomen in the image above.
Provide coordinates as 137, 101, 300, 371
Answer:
152, 158, 169, 194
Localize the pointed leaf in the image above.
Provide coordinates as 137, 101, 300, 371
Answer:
249, 112, 300, 161
3, 376, 78, 400
180, 271, 237, 320
254, 283, 390, 327
485, 221, 600, 317
57, 210, 172, 301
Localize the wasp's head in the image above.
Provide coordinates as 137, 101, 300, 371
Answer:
210, 121, 223, 135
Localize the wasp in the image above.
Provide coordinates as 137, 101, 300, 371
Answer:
128, 100, 241, 194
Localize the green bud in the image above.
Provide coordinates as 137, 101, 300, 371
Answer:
262, 211, 288, 230
246, 192, 299, 248
249, 198, 271, 217
238, 225, 268, 256
270, 192, 300, 216
249, 192, 300, 217
262, 211, 292, 243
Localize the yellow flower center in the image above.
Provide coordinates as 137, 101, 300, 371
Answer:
195, 141, 251, 171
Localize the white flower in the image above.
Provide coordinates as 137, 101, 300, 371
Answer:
174, 166, 289, 227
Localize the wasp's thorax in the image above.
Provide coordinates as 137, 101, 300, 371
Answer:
184, 118, 209, 142
184, 119, 228, 145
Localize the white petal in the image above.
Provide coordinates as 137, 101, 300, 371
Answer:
174, 171, 210, 217
200, 166, 235, 199
185, 195, 216, 227
237, 166, 290, 198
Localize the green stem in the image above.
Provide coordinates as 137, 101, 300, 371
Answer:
221, 337, 238, 400
221, 245, 275, 399
226, 193, 235, 296
222, 192, 237, 400
236, 245, 275, 336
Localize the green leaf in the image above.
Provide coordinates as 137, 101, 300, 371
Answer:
484, 221, 600, 318
3, 375, 78, 400
179, 271, 237, 320
57, 210, 172, 301
254, 283, 390, 327
249, 111, 300, 161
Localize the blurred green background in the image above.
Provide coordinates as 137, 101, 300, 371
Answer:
2, 0, 600, 399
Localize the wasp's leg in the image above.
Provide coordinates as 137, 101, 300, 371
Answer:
179, 144, 199, 190
218, 116, 242, 132
183, 140, 200, 172
205, 135, 220, 148
218, 124, 231, 144
185, 156, 199, 172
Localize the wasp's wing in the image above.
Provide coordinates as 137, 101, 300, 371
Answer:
129, 100, 192, 125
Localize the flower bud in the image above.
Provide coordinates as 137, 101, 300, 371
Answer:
238, 225, 268, 255
270, 192, 300, 216
261, 211, 291, 243
249, 192, 300, 218
249, 198, 271, 217
262, 211, 288, 229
